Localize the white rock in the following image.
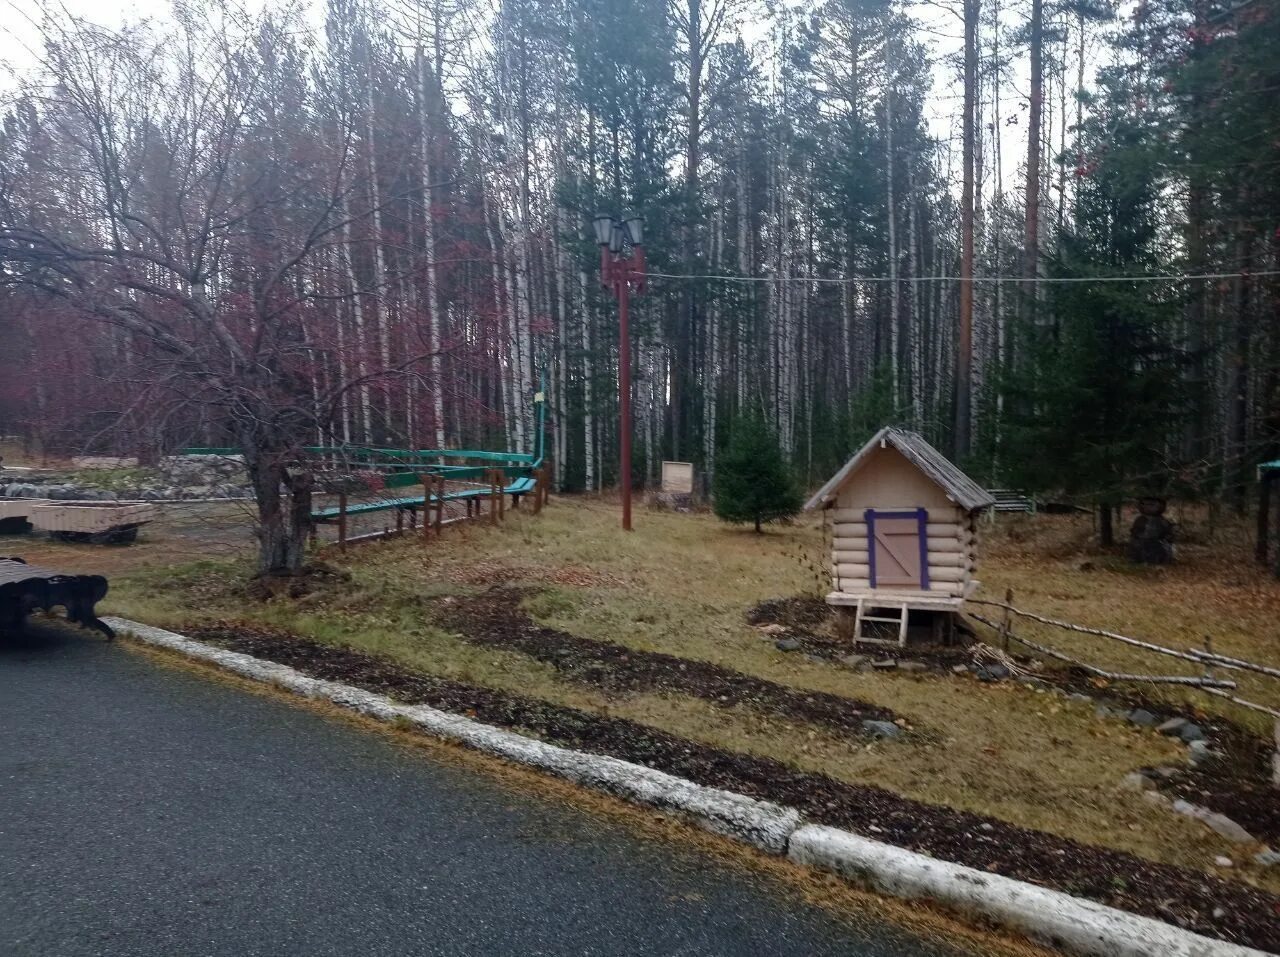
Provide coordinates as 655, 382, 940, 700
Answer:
1200, 811, 1255, 844
1170, 800, 1255, 844
1120, 772, 1155, 792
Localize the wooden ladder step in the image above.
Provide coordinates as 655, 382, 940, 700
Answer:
853, 598, 912, 647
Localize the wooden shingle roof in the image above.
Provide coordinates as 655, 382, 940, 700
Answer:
804, 427, 996, 513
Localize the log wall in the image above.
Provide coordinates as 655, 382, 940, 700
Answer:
830, 508, 980, 597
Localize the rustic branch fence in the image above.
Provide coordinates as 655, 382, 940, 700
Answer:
967, 593, 1280, 787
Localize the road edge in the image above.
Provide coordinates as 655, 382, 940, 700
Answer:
103, 617, 1274, 957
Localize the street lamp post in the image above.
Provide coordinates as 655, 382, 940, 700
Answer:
593, 214, 646, 532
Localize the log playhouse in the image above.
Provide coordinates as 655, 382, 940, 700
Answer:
805, 427, 995, 646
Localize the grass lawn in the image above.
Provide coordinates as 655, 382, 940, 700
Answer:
63, 494, 1276, 903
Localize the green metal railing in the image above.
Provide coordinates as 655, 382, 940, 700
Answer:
178, 372, 550, 475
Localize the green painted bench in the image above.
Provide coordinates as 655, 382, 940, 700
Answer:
312, 476, 539, 523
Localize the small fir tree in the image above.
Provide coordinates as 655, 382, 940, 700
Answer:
713, 415, 803, 533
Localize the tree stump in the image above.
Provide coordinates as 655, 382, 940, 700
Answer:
1127, 497, 1174, 564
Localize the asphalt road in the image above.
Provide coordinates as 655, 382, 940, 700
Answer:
1, 623, 971, 957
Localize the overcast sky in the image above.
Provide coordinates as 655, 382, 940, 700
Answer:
0, 0, 1074, 195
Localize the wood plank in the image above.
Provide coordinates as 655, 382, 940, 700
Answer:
831, 550, 870, 564
836, 563, 967, 583
833, 533, 970, 552
833, 507, 963, 524
833, 524, 971, 542
826, 590, 964, 608
832, 550, 974, 568
833, 576, 972, 590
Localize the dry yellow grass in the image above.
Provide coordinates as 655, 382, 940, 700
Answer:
77, 496, 1280, 893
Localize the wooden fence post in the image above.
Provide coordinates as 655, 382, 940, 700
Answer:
427, 475, 437, 542
489, 470, 499, 526
532, 468, 543, 515
498, 470, 506, 522
1000, 588, 1013, 653
337, 490, 348, 551
434, 475, 445, 532
1273, 718, 1280, 789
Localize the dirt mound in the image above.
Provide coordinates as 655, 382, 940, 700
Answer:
435, 588, 898, 736
448, 560, 624, 589
747, 596, 832, 629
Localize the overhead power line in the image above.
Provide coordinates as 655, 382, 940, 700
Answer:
643, 269, 1280, 285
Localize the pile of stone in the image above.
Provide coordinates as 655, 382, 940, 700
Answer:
1, 454, 252, 502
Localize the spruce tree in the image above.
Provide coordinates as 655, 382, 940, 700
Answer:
1001, 115, 1189, 545
713, 415, 803, 533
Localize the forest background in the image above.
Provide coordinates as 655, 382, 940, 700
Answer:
1, 0, 1276, 531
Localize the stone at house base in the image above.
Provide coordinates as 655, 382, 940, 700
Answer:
1120, 771, 1155, 791
861, 720, 902, 740
1200, 811, 1255, 844
1178, 723, 1205, 743
1187, 740, 1219, 768
972, 663, 1010, 682
1127, 708, 1158, 728
1155, 717, 1205, 742
1172, 799, 1255, 843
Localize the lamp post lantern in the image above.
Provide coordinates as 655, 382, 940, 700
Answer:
594, 213, 646, 532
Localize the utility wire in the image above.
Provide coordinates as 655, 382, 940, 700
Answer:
643, 269, 1280, 285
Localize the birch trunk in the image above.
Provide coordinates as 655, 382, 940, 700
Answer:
417, 46, 446, 450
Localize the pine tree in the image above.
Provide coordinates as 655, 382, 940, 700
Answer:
1001, 116, 1189, 545
712, 414, 803, 532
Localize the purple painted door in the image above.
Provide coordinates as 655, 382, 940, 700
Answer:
865, 509, 930, 590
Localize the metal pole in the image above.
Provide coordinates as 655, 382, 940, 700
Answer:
618, 270, 633, 532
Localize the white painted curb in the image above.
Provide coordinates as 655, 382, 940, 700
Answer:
105, 617, 1277, 957
788, 825, 1272, 957
104, 618, 799, 854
